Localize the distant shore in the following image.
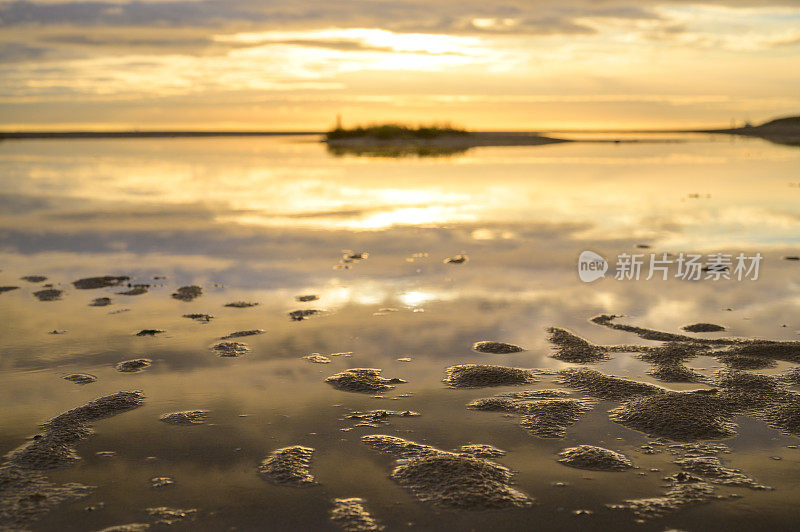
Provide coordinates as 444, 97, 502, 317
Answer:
697, 117, 800, 146
1, 115, 797, 147
325, 131, 569, 149
0, 131, 320, 140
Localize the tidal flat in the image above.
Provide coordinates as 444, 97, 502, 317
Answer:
1, 134, 800, 531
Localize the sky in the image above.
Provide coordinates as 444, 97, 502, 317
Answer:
1, 0, 800, 130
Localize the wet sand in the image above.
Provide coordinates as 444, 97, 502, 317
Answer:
1, 134, 800, 531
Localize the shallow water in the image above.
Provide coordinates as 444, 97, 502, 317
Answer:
1, 134, 800, 531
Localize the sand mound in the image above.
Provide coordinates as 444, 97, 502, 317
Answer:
361, 435, 532, 509
33, 289, 62, 301
466, 396, 522, 411
0, 465, 93, 530
646, 363, 706, 383
682, 323, 726, 333
72, 276, 129, 289
220, 329, 264, 339
4, 429, 88, 470
472, 341, 524, 354
183, 313, 213, 323
171, 285, 202, 301
518, 399, 596, 438
118, 284, 149, 296
360, 435, 438, 458
151, 477, 173, 488
212, 341, 249, 357
756, 393, 800, 436
6, 392, 144, 470
258, 446, 316, 486
779, 367, 800, 384
590, 315, 800, 365
344, 410, 419, 427
714, 370, 787, 410
467, 390, 595, 438
557, 445, 634, 471
458, 444, 506, 458
637, 343, 707, 364
444, 254, 468, 264
674, 456, 770, 489
720, 342, 800, 364
329, 498, 383, 531
608, 480, 718, 520
135, 329, 163, 337
499, 389, 571, 399
116, 359, 152, 372
325, 369, 405, 393
547, 327, 608, 363
591, 314, 701, 343
443, 364, 537, 388
635, 344, 709, 383
146, 506, 197, 525
64, 373, 97, 385
609, 391, 737, 441
289, 309, 319, 321
666, 442, 732, 457
344, 251, 369, 261
46, 391, 145, 428
159, 410, 209, 425
556, 368, 664, 400
716, 354, 777, 370
391, 453, 531, 509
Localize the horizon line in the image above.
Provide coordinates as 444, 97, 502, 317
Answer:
0, 127, 728, 140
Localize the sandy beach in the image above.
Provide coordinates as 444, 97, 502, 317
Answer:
1, 134, 800, 531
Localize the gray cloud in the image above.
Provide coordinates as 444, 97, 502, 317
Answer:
1, 0, 797, 63
0, 1, 665, 33
2, 0, 798, 32
0, 41, 47, 62
41, 34, 215, 48
0, 1, 656, 62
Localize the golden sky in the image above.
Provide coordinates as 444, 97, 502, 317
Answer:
1, 0, 800, 130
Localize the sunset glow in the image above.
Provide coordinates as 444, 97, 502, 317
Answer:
2, 1, 799, 130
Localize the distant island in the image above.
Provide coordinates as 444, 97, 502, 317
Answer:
324, 123, 568, 156
704, 116, 800, 146
1, 115, 798, 150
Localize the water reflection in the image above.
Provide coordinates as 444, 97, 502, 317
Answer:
1, 135, 800, 530
326, 143, 470, 158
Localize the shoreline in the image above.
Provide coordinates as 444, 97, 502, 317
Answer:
0, 131, 321, 140
324, 132, 569, 150
1, 127, 797, 147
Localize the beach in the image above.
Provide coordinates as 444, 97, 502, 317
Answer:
1, 133, 800, 530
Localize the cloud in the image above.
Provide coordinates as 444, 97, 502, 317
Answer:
225, 38, 465, 55
0, 0, 659, 34
1, 0, 799, 128
0, 41, 48, 62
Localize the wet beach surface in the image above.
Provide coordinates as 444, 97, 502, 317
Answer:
2, 134, 800, 531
